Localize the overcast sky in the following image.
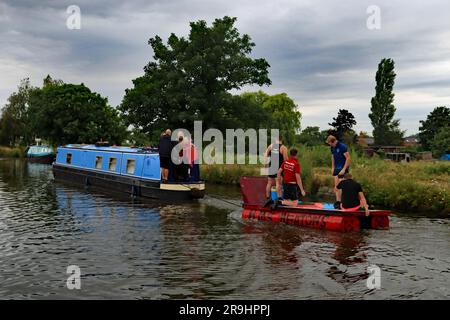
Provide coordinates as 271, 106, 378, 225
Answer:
1, 0, 450, 135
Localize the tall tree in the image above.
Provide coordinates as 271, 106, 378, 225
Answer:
0, 78, 36, 146
418, 106, 450, 150
328, 109, 356, 140
369, 58, 404, 145
28, 81, 127, 145
120, 16, 271, 139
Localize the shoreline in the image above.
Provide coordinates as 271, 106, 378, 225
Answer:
0, 146, 25, 158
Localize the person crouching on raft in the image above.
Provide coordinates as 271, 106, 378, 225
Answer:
263, 136, 288, 206
275, 148, 306, 205
337, 173, 370, 216
326, 135, 351, 209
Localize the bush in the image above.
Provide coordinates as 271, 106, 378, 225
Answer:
0, 146, 25, 158
430, 126, 450, 158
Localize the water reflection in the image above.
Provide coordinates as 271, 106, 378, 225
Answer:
0, 159, 449, 299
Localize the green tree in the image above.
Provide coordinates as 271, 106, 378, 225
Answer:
0, 78, 36, 146
120, 16, 271, 139
296, 126, 326, 146
430, 126, 450, 158
28, 81, 127, 145
328, 109, 356, 140
259, 92, 301, 145
369, 58, 404, 145
419, 106, 450, 150
127, 128, 155, 147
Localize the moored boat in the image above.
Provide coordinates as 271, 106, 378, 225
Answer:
240, 176, 390, 232
26, 145, 56, 164
52, 144, 205, 200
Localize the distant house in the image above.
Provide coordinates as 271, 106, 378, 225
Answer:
357, 136, 375, 147
403, 136, 420, 147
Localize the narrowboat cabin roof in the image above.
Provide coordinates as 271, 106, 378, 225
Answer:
62, 144, 158, 154
27, 145, 55, 154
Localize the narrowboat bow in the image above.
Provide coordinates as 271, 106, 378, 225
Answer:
26, 145, 56, 164
52, 144, 205, 200
240, 176, 390, 232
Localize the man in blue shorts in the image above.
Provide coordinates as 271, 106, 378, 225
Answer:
326, 135, 351, 208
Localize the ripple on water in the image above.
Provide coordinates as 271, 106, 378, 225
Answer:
0, 159, 449, 299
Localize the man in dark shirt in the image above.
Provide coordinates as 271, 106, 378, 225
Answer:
158, 129, 172, 182
336, 173, 370, 216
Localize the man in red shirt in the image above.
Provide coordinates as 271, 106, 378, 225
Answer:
276, 148, 306, 202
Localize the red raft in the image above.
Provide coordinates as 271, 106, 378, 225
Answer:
240, 176, 390, 232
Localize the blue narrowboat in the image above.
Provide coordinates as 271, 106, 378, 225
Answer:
52, 144, 205, 200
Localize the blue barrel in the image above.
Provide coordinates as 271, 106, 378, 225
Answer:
271, 187, 277, 200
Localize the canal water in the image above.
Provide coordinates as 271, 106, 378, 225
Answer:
0, 159, 449, 299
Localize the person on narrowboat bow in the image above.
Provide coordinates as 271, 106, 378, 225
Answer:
337, 173, 370, 216
263, 136, 288, 206
183, 137, 200, 181
326, 135, 351, 209
275, 148, 306, 206
174, 133, 189, 181
158, 129, 172, 183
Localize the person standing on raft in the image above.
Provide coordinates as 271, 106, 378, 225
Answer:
276, 148, 306, 205
263, 136, 288, 206
337, 173, 370, 216
326, 135, 351, 209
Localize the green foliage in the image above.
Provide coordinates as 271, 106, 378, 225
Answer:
28, 81, 127, 145
240, 91, 301, 145
423, 162, 450, 175
369, 58, 405, 145
201, 164, 259, 185
419, 106, 450, 150
296, 126, 326, 146
120, 16, 271, 140
328, 109, 356, 140
340, 130, 358, 146
0, 146, 25, 158
430, 126, 450, 158
228, 91, 272, 130
127, 128, 154, 147
0, 78, 36, 146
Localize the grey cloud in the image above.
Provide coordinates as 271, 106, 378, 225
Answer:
1, 0, 450, 135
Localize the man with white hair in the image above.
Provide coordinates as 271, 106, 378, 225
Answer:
158, 129, 172, 182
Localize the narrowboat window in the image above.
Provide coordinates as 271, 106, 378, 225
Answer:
66, 153, 72, 164
109, 157, 117, 171
126, 159, 136, 174
95, 156, 102, 169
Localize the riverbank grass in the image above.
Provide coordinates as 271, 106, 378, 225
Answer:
0, 146, 25, 158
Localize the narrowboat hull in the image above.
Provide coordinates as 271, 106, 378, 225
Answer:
242, 203, 390, 232
27, 153, 56, 164
52, 164, 205, 201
